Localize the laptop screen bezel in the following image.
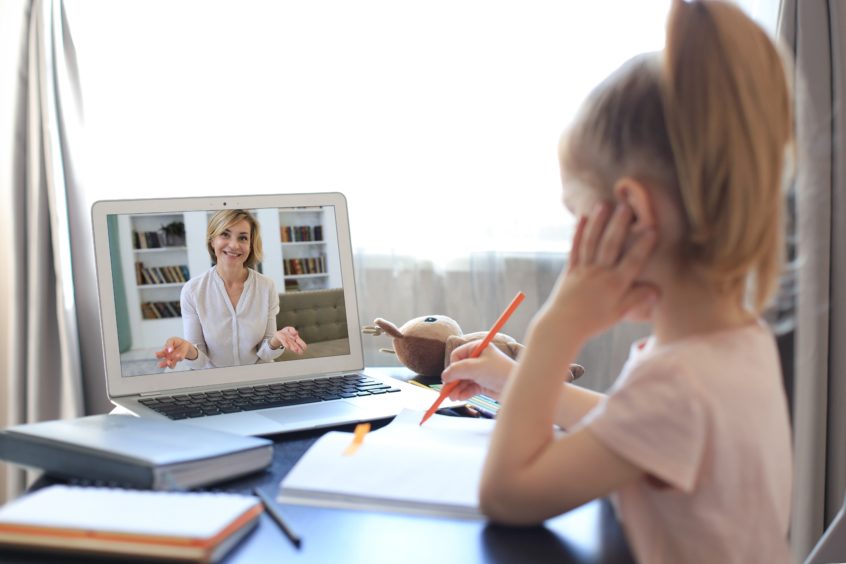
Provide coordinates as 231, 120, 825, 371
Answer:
91, 192, 364, 398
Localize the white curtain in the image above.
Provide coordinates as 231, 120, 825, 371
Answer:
0, 0, 84, 503
779, 0, 846, 560
354, 252, 649, 394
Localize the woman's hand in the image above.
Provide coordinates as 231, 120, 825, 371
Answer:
535, 202, 658, 347
441, 340, 516, 401
154, 337, 197, 369
274, 326, 307, 354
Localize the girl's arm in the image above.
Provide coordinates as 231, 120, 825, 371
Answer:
443, 343, 605, 429
553, 383, 605, 430
479, 202, 657, 525
479, 319, 638, 524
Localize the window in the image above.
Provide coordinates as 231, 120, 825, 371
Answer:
69, 0, 775, 258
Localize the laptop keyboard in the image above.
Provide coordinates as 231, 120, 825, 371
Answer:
138, 374, 402, 420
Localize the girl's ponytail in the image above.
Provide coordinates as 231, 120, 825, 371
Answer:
663, 0, 793, 311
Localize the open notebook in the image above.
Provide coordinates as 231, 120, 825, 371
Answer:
91, 193, 445, 436
278, 409, 496, 518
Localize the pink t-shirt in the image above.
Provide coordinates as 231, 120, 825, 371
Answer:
580, 322, 792, 563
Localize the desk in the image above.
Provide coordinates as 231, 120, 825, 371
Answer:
4, 375, 634, 563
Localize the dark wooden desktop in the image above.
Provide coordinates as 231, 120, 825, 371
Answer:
6, 421, 633, 564
221, 425, 635, 564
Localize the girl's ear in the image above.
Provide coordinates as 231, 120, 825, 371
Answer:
613, 177, 656, 233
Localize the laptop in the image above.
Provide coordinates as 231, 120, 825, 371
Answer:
91, 192, 446, 436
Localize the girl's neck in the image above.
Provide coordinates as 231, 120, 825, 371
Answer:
651, 277, 755, 345
215, 264, 248, 287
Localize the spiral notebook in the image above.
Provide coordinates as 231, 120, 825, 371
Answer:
0, 485, 262, 562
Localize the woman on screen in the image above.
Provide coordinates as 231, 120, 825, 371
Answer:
155, 209, 307, 369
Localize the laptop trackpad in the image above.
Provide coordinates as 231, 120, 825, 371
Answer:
258, 401, 366, 427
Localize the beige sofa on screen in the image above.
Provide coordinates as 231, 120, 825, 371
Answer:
275, 288, 350, 361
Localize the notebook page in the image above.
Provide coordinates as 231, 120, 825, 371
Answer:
280, 410, 496, 512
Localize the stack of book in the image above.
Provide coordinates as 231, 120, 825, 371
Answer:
0, 485, 262, 562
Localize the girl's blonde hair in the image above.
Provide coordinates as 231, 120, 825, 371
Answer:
560, 0, 794, 313
206, 209, 263, 269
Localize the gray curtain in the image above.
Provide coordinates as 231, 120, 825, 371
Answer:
779, 0, 846, 560
0, 0, 84, 503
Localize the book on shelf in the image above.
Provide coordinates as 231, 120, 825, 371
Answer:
0, 485, 262, 562
163, 301, 179, 317
282, 257, 327, 276
140, 301, 181, 319
141, 302, 159, 319
278, 409, 494, 518
170, 265, 186, 282
284, 279, 300, 292
145, 267, 161, 285
281, 224, 323, 243
138, 265, 187, 286
0, 414, 273, 490
151, 302, 166, 317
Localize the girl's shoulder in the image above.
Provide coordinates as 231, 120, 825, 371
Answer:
621, 321, 779, 391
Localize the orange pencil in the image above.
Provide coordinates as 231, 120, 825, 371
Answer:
419, 291, 526, 426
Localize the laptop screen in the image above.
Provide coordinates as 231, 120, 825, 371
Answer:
92, 194, 364, 398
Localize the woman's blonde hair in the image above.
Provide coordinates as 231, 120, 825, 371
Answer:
206, 209, 263, 269
560, 0, 794, 313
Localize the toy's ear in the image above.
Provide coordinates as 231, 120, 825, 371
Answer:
374, 319, 404, 339
568, 363, 585, 382
504, 342, 524, 360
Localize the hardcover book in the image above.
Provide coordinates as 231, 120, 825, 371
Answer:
0, 485, 262, 562
0, 414, 273, 490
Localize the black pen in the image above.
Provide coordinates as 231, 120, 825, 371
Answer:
253, 487, 302, 549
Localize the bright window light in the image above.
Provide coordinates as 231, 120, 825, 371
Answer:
67, 0, 774, 258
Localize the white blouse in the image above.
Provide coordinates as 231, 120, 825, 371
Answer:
180, 267, 283, 369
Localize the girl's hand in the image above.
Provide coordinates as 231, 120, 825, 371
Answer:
538, 202, 658, 345
441, 340, 516, 401
275, 326, 307, 354
154, 337, 196, 369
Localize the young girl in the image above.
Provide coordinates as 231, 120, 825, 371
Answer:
442, 1, 793, 561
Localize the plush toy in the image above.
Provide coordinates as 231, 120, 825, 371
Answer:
362, 315, 584, 381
